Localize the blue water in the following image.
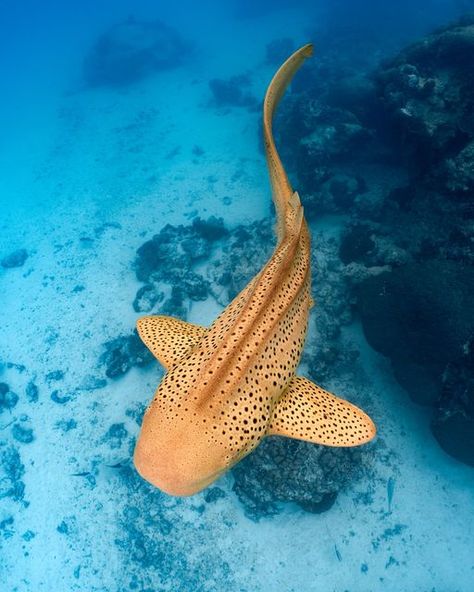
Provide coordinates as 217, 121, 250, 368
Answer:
1, 1, 474, 590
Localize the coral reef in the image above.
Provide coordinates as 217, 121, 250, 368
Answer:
432, 333, 474, 466
334, 18, 474, 465
375, 17, 474, 175
100, 332, 154, 379
356, 262, 474, 409
83, 17, 191, 87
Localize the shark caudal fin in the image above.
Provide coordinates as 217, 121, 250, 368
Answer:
267, 376, 376, 447
263, 43, 313, 242
137, 316, 206, 370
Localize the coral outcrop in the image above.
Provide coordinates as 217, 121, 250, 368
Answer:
338, 18, 474, 465
83, 18, 191, 87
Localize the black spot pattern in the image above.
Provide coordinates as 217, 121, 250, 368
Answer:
268, 376, 376, 446
136, 316, 207, 370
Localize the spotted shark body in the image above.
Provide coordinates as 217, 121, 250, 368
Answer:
133, 44, 376, 496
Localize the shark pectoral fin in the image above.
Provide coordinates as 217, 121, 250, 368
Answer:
136, 315, 206, 370
267, 376, 376, 447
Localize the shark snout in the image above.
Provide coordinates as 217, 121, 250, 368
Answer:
133, 433, 225, 496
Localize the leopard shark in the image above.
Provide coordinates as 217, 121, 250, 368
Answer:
133, 43, 376, 496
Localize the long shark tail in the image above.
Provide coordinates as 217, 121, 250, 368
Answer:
263, 43, 313, 242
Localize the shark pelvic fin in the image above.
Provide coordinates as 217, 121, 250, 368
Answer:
267, 376, 376, 447
136, 315, 206, 370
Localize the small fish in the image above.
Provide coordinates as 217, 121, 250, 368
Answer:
133, 44, 376, 496
387, 476, 396, 512
334, 545, 342, 562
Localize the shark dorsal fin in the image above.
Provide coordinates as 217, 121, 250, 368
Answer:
267, 376, 376, 446
136, 315, 206, 370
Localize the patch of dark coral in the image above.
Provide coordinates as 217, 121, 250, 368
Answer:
0, 382, 19, 413
335, 18, 474, 465
432, 333, 474, 466
83, 17, 191, 88
356, 261, 474, 408
232, 437, 365, 520
374, 16, 474, 178
134, 216, 229, 308
0, 443, 26, 504
101, 331, 154, 379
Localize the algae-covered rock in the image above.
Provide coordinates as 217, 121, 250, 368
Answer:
232, 437, 365, 519
432, 334, 474, 466
356, 260, 474, 406
100, 331, 154, 379
375, 17, 474, 171
83, 18, 191, 87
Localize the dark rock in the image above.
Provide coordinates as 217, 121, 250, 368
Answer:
104, 423, 129, 449
83, 18, 191, 87
46, 370, 64, 382
135, 220, 215, 283
356, 260, 474, 407
330, 174, 367, 210
203, 487, 226, 503
0, 383, 19, 413
339, 223, 376, 265
438, 140, 474, 196
209, 75, 257, 110
135, 235, 175, 282
431, 334, 474, 466
375, 18, 474, 172
25, 381, 39, 403
181, 272, 209, 301
211, 219, 273, 300
0, 444, 25, 502
11, 424, 35, 444
159, 286, 188, 319
1, 249, 28, 269
232, 437, 366, 519
50, 391, 71, 405
133, 284, 163, 313
386, 186, 417, 212
191, 216, 228, 241
100, 331, 154, 379
180, 236, 210, 260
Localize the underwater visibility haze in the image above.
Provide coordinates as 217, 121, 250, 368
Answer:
1, 1, 474, 591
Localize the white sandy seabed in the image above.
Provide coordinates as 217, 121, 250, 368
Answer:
1, 8, 474, 592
